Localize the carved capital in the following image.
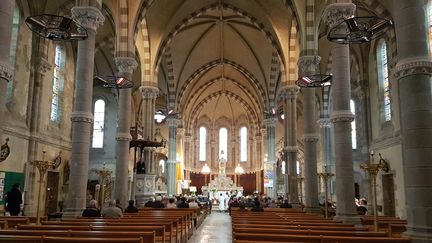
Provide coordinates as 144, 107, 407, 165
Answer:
70, 111, 93, 123
72, 6, 105, 31
177, 128, 185, 137
280, 85, 300, 100
302, 133, 320, 143
36, 59, 52, 75
298, 55, 321, 77
264, 117, 277, 128
317, 118, 331, 128
394, 57, 432, 79
167, 117, 180, 127
330, 110, 355, 123
322, 3, 356, 29
114, 57, 138, 75
0, 61, 13, 82
139, 86, 159, 99
116, 132, 132, 141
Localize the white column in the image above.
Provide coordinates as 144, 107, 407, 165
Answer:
113, 57, 137, 209
323, 2, 360, 225
63, 5, 104, 218
167, 117, 180, 195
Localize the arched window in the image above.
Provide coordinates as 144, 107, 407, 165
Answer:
240, 126, 247, 162
376, 40, 391, 122
199, 126, 206, 161
50, 45, 66, 122
219, 127, 228, 160
428, 1, 432, 55
92, 99, 105, 148
350, 99, 357, 150
5, 6, 20, 102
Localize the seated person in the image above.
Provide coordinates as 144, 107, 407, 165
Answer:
82, 199, 101, 217
144, 198, 154, 207
280, 199, 293, 208
152, 196, 165, 208
115, 199, 123, 212
124, 199, 139, 213
101, 200, 123, 218
357, 198, 368, 215
251, 200, 264, 212
188, 198, 199, 208
177, 197, 190, 208
166, 198, 177, 208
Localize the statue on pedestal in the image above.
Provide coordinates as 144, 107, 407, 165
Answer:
218, 151, 227, 176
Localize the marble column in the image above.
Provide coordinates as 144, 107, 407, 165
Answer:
136, 86, 158, 205
113, 57, 137, 208
393, 0, 432, 241
24, 57, 51, 217
63, 6, 104, 218
264, 117, 277, 198
167, 117, 180, 196
0, 0, 14, 144
323, 2, 360, 225
281, 86, 300, 203
299, 56, 321, 212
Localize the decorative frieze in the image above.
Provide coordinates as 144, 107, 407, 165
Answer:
71, 6, 105, 31
330, 110, 355, 123
115, 132, 132, 141
394, 57, 432, 80
70, 111, 93, 123
302, 133, 320, 143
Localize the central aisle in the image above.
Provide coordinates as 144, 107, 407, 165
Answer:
187, 211, 232, 243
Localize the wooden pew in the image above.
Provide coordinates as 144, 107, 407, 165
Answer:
0, 220, 8, 229
0, 216, 30, 228
233, 232, 411, 242
388, 224, 406, 237
232, 223, 368, 232
232, 227, 388, 237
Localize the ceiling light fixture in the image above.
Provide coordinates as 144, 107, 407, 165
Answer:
25, 14, 88, 41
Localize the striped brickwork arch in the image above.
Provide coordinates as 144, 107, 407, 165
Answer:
287, 19, 299, 85
140, 18, 153, 86
153, 3, 286, 70
188, 91, 259, 131
115, 0, 133, 58
268, 49, 280, 108
182, 76, 263, 114
177, 59, 267, 109
164, 48, 176, 108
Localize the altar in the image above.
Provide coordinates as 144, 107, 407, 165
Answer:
201, 152, 243, 200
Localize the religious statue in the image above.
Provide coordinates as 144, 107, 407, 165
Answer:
218, 151, 227, 176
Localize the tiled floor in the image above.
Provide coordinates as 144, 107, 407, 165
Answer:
187, 211, 232, 243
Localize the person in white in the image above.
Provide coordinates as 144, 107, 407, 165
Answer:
189, 198, 199, 208
218, 193, 225, 211
236, 190, 243, 199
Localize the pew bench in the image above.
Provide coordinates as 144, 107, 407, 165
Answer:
232, 227, 388, 237
0, 235, 145, 243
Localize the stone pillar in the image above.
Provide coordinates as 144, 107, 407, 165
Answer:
167, 117, 180, 196
264, 117, 277, 198
135, 86, 158, 205
0, 0, 14, 144
113, 57, 137, 208
63, 6, 104, 218
393, 0, 432, 241
24, 57, 51, 217
323, 2, 360, 225
299, 56, 321, 212
281, 86, 300, 203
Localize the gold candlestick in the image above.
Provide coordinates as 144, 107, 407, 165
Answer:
92, 163, 112, 208
30, 151, 54, 224
318, 171, 334, 218
360, 152, 388, 232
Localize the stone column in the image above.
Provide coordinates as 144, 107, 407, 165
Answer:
281, 86, 300, 203
167, 117, 180, 195
299, 56, 320, 212
264, 117, 277, 198
393, 0, 432, 241
63, 6, 104, 218
113, 57, 137, 208
323, 2, 360, 225
135, 86, 158, 205
0, 0, 14, 144
24, 57, 51, 217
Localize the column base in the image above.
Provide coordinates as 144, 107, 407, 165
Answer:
403, 227, 432, 243
334, 214, 361, 226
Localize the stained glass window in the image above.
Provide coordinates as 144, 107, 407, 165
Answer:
377, 40, 391, 122
92, 99, 105, 148
50, 45, 66, 122
6, 7, 20, 102
351, 99, 357, 150
219, 127, 228, 160
199, 126, 206, 161
240, 126, 247, 162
